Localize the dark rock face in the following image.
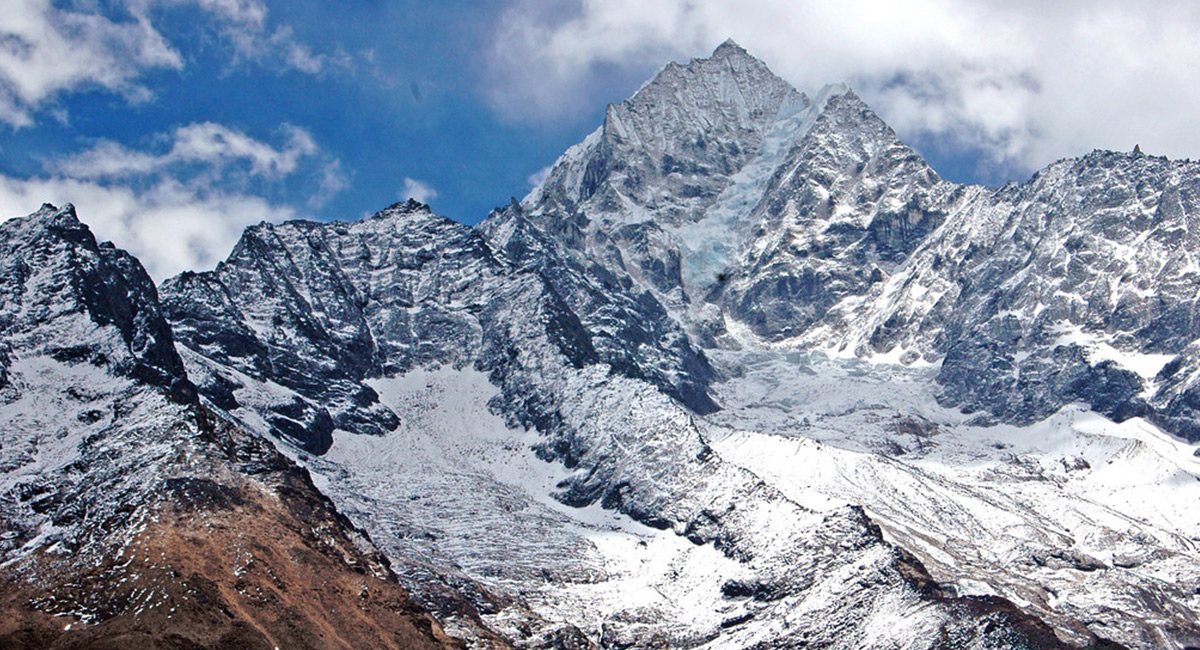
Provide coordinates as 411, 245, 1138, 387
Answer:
161, 200, 604, 453
939, 338, 1148, 424
0, 203, 195, 404
484, 203, 717, 414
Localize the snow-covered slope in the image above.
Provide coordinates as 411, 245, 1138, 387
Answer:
707, 349, 1200, 648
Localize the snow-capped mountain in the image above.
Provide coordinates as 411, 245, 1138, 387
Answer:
5, 39, 1200, 650
498, 39, 1200, 446
475, 42, 1200, 647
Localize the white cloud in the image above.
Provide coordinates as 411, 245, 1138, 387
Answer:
487, 0, 1200, 175
0, 122, 341, 281
0, 0, 340, 127
0, 0, 183, 127
526, 165, 553, 189
401, 177, 438, 204
200, 6, 347, 75
0, 175, 294, 281
309, 160, 350, 209
131, 0, 341, 74
55, 122, 318, 180
186, 0, 269, 27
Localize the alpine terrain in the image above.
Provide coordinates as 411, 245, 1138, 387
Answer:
4, 40, 1200, 649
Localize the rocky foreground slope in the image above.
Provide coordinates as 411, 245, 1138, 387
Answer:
5, 40, 1200, 650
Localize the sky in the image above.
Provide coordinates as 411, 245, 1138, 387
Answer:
1, 0, 1199, 281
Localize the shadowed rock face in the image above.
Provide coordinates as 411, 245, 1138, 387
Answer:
161, 200, 601, 454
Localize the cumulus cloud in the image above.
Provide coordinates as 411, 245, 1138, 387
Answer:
401, 177, 438, 204
0, 0, 340, 127
487, 0, 1200, 176
0, 123, 341, 281
0, 176, 295, 282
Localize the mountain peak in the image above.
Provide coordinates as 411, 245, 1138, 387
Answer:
629, 37, 797, 110
816, 82, 853, 101
520, 37, 805, 223
0, 205, 196, 404
711, 38, 749, 60
380, 197, 432, 214
364, 198, 447, 226
12, 202, 80, 232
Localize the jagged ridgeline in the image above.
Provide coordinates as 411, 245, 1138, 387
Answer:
5, 38, 1200, 650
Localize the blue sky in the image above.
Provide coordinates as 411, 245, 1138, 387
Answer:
0, 1, 613, 223
2, 1, 1198, 279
